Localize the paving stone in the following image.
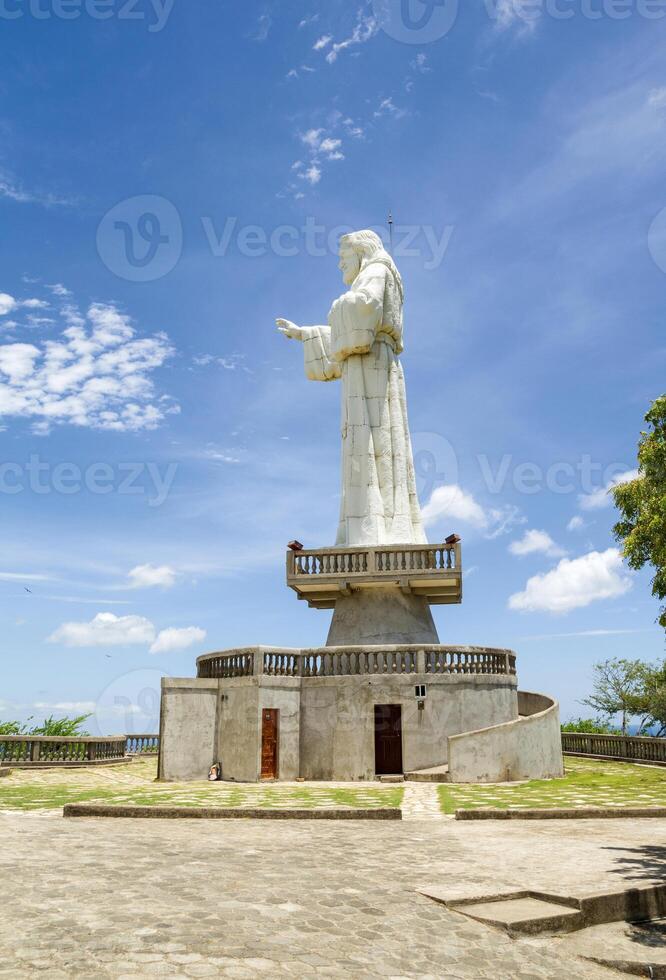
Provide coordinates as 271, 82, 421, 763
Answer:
1, 811, 659, 977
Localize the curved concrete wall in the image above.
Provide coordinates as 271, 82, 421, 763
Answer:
447, 690, 564, 783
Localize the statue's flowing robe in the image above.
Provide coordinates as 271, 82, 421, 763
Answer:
301, 260, 428, 548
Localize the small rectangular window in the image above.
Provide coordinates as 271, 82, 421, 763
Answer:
414, 684, 427, 699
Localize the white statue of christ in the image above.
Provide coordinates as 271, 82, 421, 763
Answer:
277, 229, 428, 549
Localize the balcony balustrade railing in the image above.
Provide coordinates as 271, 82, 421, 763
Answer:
197, 646, 516, 680
561, 731, 666, 765
0, 734, 128, 766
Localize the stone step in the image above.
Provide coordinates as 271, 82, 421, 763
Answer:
450, 895, 584, 936
404, 765, 450, 783
378, 774, 404, 783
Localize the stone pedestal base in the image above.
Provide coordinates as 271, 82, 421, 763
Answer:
326, 586, 440, 647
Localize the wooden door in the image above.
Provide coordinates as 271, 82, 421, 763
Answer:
261, 708, 279, 779
374, 704, 403, 775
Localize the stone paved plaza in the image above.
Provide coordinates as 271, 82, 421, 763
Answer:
2, 809, 665, 978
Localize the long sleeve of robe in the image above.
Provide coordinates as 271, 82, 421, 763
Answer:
300, 261, 427, 548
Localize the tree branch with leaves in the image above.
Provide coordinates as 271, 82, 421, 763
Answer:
612, 394, 666, 630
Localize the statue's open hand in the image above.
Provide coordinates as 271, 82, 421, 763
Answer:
276, 318, 305, 342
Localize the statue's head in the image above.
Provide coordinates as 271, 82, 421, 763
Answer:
338, 230, 386, 285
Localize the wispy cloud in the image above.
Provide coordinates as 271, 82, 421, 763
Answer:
0, 171, 73, 208
422, 484, 525, 539
579, 469, 639, 511
322, 10, 378, 64
127, 564, 177, 589
374, 97, 407, 120
249, 8, 271, 41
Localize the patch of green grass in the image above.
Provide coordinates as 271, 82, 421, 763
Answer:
438, 757, 666, 814
0, 785, 136, 811
0, 761, 403, 811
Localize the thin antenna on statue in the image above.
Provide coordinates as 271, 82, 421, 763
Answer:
387, 210, 394, 253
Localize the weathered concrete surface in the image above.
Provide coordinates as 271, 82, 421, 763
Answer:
63, 804, 402, 820
2, 810, 656, 978
457, 807, 666, 820
158, 679, 218, 782
557, 917, 666, 976
326, 585, 439, 645
447, 690, 563, 783
161, 668, 520, 783
300, 673, 517, 780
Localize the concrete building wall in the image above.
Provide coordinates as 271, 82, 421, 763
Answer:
216, 679, 260, 783
258, 680, 301, 781
159, 671, 525, 783
447, 690, 564, 783
300, 674, 518, 781
159, 679, 218, 781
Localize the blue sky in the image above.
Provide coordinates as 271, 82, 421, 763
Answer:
1, 0, 665, 734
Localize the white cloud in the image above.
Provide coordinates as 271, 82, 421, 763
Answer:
150, 626, 206, 655
313, 35, 332, 50
21, 298, 49, 310
128, 564, 176, 589
519, 628, 653, 640
490, 0, 539, 35
0, 173, 71, 207
421, 484, 524, 539
301, 128, 324, 150
374, 97, 407, 120
0, 293, 17, 316
343, 118, 364, 139
299, 164, 322, 186
422, 485, 488, 529
325, 11, 378, 63
411, 53, 430, 73
567, 515, 585, 532
48, 612, 156, 647
0, 571, 51, 582
319, 137, 343, 158
250, 9, 271, 41
579, 469, 639, 511
508, 548, 633, 614
509, 529, 566, 558
0, 296, 177, 434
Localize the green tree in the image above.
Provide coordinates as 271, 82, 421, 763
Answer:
582, 658, 646, 734
612, 394, 666, 630
635, 661, 666, 737
561, 717, 621, 735
29, 714, 91, 737
0, 714, 91, 737
0, 721, 24, 735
